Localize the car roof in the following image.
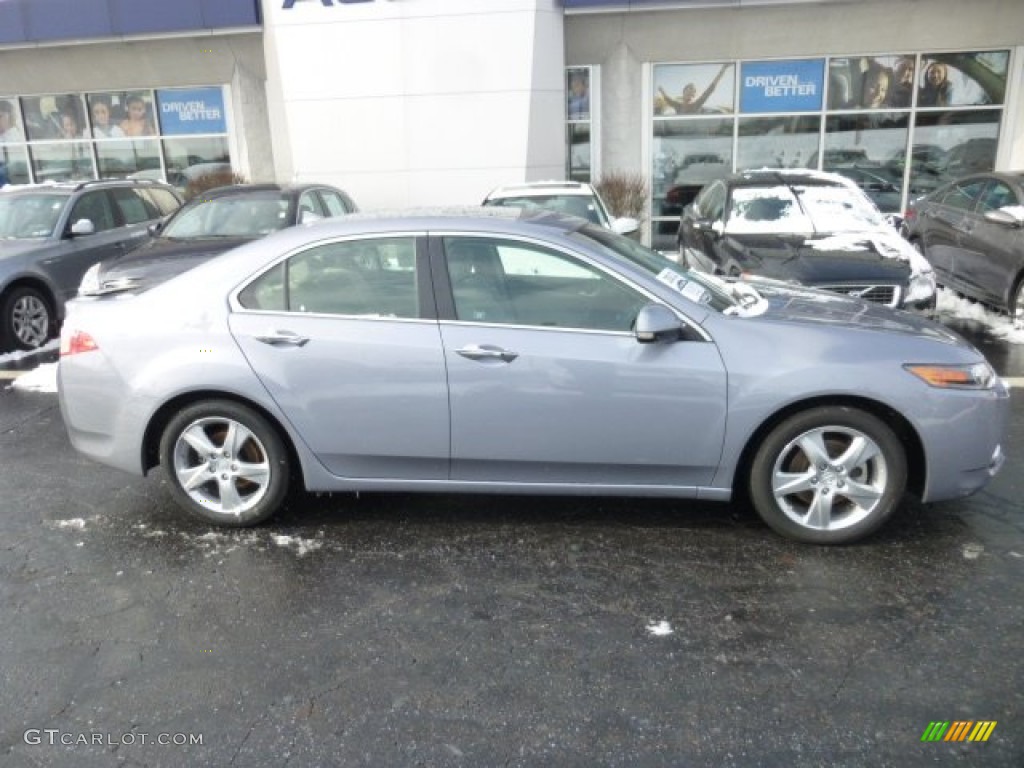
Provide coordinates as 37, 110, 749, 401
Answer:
0, 178, 176, 196
484, 181, 596, 199
196, 183, 345, 201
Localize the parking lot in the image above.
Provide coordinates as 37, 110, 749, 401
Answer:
1, 311, 1022, 767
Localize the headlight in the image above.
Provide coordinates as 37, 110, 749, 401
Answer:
904, 362, 997, 389
78, 263, 101, 296
906, 268, 937, 302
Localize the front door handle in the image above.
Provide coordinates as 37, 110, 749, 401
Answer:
255, 330, 310, 347
455, 344, 518, 363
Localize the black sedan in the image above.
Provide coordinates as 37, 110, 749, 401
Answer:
678, 170, 937, 311
78, 183, 358, 296
902, 171, 1024, 320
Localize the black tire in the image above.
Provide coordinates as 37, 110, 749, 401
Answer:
1, 285, 53, 351
1009, 274, 1024, 325
748, 406, 907, 544
159, 400, 290, 527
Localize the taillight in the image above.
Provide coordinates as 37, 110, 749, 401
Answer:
60, 330, 99, 357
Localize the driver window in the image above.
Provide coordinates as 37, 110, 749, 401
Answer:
698, 182, 726, 221
69, 191, 116, 232
979, 181, 1017, 213
444, 236, 646, 332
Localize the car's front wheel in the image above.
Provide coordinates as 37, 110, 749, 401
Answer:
159, 400, 290, 527
1, 285, 53, 351
749, 406, 907, 544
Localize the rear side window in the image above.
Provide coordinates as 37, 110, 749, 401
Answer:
142, 188, 182, 216
238, 238, 418, 319
319, 190, 352, 217
110, 188, 158, 225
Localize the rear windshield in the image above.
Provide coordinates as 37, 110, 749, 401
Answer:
485, 194, 609, 226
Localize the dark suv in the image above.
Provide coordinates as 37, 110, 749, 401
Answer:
0, 179, 181, 350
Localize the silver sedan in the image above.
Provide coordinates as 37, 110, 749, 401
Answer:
58, 210, 1010, 544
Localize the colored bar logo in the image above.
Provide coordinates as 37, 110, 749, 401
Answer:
921, 721, 997, 742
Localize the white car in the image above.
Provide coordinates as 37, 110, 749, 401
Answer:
482, 181, 639, 236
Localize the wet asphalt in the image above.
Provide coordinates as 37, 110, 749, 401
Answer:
1, 325, 1022, 767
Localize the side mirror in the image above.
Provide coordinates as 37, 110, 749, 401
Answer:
693, 218, 722, 239
611, 217, 639, 236
148, 220, 164, 236
634, 303, 682, 344
69, 219, 95, 236
984, 208, 1024, 228
300, 209, 323, 224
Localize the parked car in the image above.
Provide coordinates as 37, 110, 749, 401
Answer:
59, 209, 1008, 545
678, 169, 937, 311
902, 171, 1024, 319
0, 178, 182, 350
482, 180, 638, 236
78, 183, 358, 297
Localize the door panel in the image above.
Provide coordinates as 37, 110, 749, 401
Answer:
229, 234, 449, 479
440, 323, 727, 486
230, 313, 450, 479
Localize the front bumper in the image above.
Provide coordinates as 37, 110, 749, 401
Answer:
918, 378, 1011, 503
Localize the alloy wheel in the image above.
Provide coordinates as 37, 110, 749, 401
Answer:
770, 425, 888, 532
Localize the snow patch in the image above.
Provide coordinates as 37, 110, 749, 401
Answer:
272, 534, 324, 557
963, 543, 984, 560
0, 340, 58, 365
936, 288, 1024, 344
646, 620, 674, 637
9, 362, 59, 393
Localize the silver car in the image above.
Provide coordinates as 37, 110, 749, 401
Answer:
58, 210, 1009, 544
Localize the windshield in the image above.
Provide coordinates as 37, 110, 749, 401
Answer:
0, 193, 67, 239
725, 183, 886, 235
162, 194, 290, 239
571, 224, 737, 313
484, 194, 610, 227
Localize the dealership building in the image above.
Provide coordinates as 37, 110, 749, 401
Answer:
0, 0, 1021, 246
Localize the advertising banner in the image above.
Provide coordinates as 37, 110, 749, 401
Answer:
740, 60, 824, 114
156, 88, 227, 135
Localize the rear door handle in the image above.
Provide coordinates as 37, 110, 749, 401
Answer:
456, 344, 518, 362
255, 330, 310, 347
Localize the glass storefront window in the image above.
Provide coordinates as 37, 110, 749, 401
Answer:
566, 66, 594, 182
163, 136, 231, 192
567, 123, 591, 183
0, 145, 31, 185
96, 139, 161, 179
821, 114, 909, 212
0, 87, 232, 187
648, 49, 1007, 248
911, 110, 1001, 194
21, 94, 89, 141
29, 142, 94, 182
652, 117, 732, 235
737, 116, 820, 172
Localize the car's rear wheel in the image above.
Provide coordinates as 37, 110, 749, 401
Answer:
1, 286, 53, 351
1010, 275, 1024, 327
159, 400, 290, 527
749, 406, 907, 544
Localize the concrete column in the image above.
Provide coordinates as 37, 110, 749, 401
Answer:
261, 0, 565, 209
